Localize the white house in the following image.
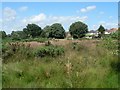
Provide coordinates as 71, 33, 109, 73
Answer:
104, 31, 110, 35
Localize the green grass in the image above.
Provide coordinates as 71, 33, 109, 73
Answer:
2, 38, 119, 88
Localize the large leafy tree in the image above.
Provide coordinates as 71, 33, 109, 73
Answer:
0, 31, 7, 39
23, 24, 42, 38
49, 23, 66, 39
42, 23, 66, 39
41, 26, 51, 38
11, 31, 27, 40
69, 21, 88, 38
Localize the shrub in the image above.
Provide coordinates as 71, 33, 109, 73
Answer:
22, 38, 48, 43
34, 46, 64, 58
2, 42, 33, 63
110, 60, 120, 72
2, 44, 13, 60
102, 37, 118, 50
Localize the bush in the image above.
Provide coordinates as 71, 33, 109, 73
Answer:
22, 38, 48, 43
2, 44, 13, 60
111, 61, 120, 72
34, 46, 64, 58
102, 37, 118, 50
2, 42, 33, 63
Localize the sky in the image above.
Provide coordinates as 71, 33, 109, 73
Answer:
1, 2, 118, 34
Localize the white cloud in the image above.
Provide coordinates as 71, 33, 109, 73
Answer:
30, 13, 46, 23
21, 13, 88, 28
99, 21, 117, 29
80, 5, 96, 13
91, 21, 117, 30
19, 6, 28, 12
3, 7, 16, 21
86, 6, 96, 11
92, 25, 99, 30
80, 8, 86, 13
22, 13, 46, 24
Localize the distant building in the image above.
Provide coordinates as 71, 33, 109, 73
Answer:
66, 32, 71, 38
104, 29, 110, 35
86, 30, 98, 38
104, 28, 118, 35
107, 28, 118, 34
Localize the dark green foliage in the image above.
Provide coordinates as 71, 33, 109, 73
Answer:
49, 23, 66, 39
41, 26, 51, 38
2, 42, 33, 63
35, 46, 64, 57
110, 28, 120, 39
102, 37, 118, 50
11, 31, 27, 40
0, 31, 7, 39
110, 32, 118, 39
2, 44, 13, 60
22, 38, 48, 43
97, 25, 105, 38
23, 24, 42, 38
42, 24, 66, 39
111, 61, 120, 72
69, 21, 88, 38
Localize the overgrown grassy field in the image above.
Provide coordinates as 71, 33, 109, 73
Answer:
2, 38, 119, 88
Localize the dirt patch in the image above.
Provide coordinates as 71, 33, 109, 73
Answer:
8, 39, 101, 48
23, 41, 45, 48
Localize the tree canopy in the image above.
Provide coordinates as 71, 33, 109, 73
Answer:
0, 31, 7, 39
23, 24, 42, 38
69, 21, 88, 38
98, 25, 105, 34
11, 31, 27, 40
41, 26, 51, 38
41, 23, 66, 39
49, 23, 66, 39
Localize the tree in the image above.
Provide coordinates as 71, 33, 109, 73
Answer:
42, 23, 66, 39
11, 31, 27, 40
49, 23, 66, 39
0, 31, 7, 39
23, 24, 42, 38
41, 26, 51, 38
69, 21, 88, 38
97, 25, 105, 38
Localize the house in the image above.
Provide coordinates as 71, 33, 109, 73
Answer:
107, 28, 118, 34
85, 30, 99, 39
66, 32, 73, 40
104, 28, 118, 35
104, 29, 110, 35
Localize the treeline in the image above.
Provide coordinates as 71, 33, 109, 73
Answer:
0, 21, 120, 40
0, 21, 88, 40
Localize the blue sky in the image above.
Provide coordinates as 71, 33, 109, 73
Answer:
1, 2, 118, 34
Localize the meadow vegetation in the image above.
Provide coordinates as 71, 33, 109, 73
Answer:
2, 37, 119, 88
1, 22, 119, 88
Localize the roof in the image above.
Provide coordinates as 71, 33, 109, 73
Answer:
107, 28, 118, 33
89, 30, 97, 33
